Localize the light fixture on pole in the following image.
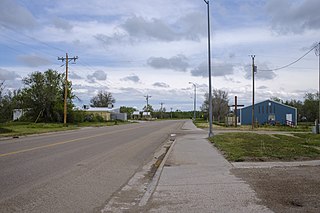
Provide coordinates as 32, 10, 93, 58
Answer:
204, 0, 213, 137
189, 82, 197, 120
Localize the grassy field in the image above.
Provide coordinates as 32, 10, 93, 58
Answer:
0, 121, 131, 137
193, 119, 312, 132
209, 132, 320, 162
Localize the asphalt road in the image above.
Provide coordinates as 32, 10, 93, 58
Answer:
0, 120, 184, 212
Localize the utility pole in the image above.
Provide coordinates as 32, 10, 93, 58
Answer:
144, 95, 151, 114
316, 42, 320, 133
318, 42, 320, 131
204, 0, 213, 137
170, 107, 173, 119
251, 55, 256, 129
160, 102, 164, 119
58, 53, 78, 125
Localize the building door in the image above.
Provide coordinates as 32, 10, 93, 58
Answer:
268, 114, 275, 124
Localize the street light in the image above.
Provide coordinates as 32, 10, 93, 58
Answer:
189, 82, 197, 120
204, 0, 213, 137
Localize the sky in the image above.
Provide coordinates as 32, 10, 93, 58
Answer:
0, 0, 320, 111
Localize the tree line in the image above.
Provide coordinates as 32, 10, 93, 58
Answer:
1, 69, 319, 123
0, 69, 115, 123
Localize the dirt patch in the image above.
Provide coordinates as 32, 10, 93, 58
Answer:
232, 166, 320, 213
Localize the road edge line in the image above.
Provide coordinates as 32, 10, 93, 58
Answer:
138, 135, 177, 206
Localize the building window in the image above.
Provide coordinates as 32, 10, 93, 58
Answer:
266, 104, 268, 113
270, 105, 272, 113
262, 106, 264, 114
274, 106, 276, 113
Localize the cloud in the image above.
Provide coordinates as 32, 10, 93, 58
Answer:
0, 0, 37, 29
191, 62, 234, 77
0, 68, 20, 80
17, 55, 51, 67
87, 70, 107, 82
153, 82, 170, 88
147, 55, 189, 72
122, 16, 176, 41
69, 72, 82, 80
243, 63, 276, 80
120, 74, 140, 83
52, 17, 73, 31
117, 13, 206, 42
257, 85, 268, 90
94, 32, 128, 47
267, 0, 320, 34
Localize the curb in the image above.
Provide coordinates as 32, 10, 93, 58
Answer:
139, 134, 177, 206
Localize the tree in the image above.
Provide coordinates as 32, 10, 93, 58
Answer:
90, 91, 115, 107
302, 92, 318, 122
143, 104, 154, 112
270, 97, 283, 103
120, 106, 136, 118
201, 89, 229, 122
20, 69, 74, 122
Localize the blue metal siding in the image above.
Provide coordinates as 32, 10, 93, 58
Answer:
240, 100, 297, 125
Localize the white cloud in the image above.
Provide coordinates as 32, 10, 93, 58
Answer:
120, 74, 140, 83
0, 0, 37, 29
0, 68, 20, 80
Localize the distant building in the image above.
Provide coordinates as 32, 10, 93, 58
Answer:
239, 99, 297, 126
84, 107, 111, 121
83, 106, 127, 121
132, 111, 141, 120
13, 109, 24, 121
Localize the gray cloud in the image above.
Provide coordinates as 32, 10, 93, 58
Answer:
53, 17, 73, 31
244, 63, 276, 80
257, 85, 268, 90
191, 62, 234, 77
69, 72, 82, 80
147, 55, 189, 72
17, 55, 51, 67
0, 0, 37, 29
94, 32, 127, 47
122, 16, 176, 41
121, 74, 140, 83
267, 0, 320, 34
115, 13, 206, 43
153, 82, 170, 88
0, 68, 20, 80
87, 70, 107, 82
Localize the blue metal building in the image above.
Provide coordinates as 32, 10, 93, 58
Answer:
239, 99, 297, 126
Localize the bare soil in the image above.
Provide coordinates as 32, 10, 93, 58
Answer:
232, 166, 320, 213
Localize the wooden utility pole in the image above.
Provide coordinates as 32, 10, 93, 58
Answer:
144, 95, 152, 113
58, 53, 78, 125
251, 55, 256, 129
160, 102, 164, 119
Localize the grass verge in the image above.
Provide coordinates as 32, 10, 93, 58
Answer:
209, 132, 320, 162
193, 119, 312, 132
0, 121, 131, 138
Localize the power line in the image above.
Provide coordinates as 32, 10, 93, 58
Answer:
258, 44, 318, 72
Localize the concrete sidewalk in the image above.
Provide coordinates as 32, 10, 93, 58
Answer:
147, 120, 273, 212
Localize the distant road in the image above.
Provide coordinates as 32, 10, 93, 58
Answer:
0, 120, 185, 212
